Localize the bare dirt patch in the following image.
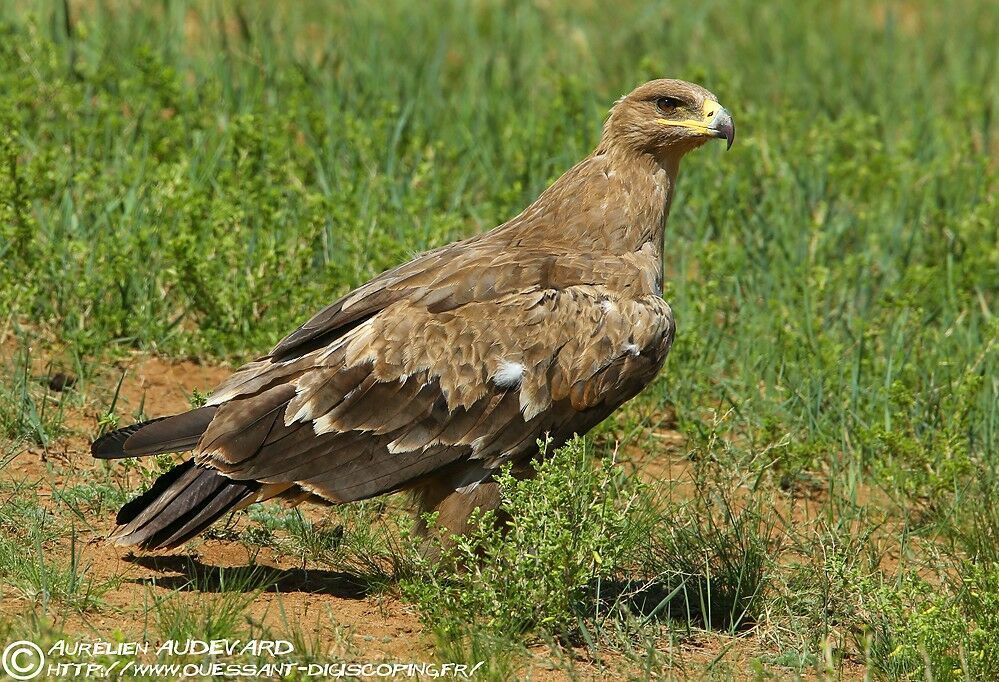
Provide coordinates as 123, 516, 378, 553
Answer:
0, 350, 873, 679
0, 352, 646, 679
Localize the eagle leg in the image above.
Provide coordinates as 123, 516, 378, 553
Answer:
409, 461, 535, 561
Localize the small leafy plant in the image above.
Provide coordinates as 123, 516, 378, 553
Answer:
402, 437, 640, 643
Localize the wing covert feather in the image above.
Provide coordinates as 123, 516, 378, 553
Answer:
193, 282, 673, 504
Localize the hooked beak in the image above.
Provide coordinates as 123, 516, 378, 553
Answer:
659, 100, 736, 150
707, 104, 735, 150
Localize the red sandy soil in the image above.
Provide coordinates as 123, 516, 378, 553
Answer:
0, 343, 866, 680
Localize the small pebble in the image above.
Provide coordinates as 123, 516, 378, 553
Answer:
48, 372, 77, 391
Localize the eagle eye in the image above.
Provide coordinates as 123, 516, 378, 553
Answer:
655, 96, 685, 114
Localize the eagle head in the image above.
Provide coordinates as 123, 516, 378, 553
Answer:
604, 79, 735, 159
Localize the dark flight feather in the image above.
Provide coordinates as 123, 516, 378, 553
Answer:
92, 406, 217, 459
110, 460, 260, 549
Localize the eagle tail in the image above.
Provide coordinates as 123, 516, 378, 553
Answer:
91, 406, 218, 459
109, 458, 261, 549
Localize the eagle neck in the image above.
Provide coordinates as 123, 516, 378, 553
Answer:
601, 146, 678, 260
496, 146, 678, 265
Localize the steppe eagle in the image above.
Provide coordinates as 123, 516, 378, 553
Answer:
92, 79, 734, 549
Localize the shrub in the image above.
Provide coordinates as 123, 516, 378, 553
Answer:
865, 563, 999, 681
401, 437, 640, 643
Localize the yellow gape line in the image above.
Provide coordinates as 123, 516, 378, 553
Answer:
656, 100, 721, 134
655, 99, 734, 149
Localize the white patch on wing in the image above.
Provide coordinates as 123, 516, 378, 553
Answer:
290, 402, 314, 424
493, 360, 525, 388
195, 448, 222, 465
624, 343, 640, 356
313, 413, 338, 435
601, 299, 617, 314
520, 393, 546, 421
387, 439, 409, 454
298, 479, 343, 503
292, 396, 317, 426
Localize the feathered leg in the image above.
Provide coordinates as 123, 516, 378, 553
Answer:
410, 461, 535, 560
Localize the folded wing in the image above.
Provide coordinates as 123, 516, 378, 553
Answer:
198, 288, 673, 502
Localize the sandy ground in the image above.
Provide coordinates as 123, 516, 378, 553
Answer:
0, 343, 866, 680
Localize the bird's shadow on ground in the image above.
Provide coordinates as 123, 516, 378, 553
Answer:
122, 554, 372, 599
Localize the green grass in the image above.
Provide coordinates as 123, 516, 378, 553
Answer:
0, 480, 119, 613
0, 340, 74, 447
148, 563, 273, 642
0, 0, 996, 678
